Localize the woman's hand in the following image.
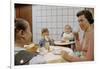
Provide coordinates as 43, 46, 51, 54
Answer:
61, 50, 72, 62
61, 50, 82, 62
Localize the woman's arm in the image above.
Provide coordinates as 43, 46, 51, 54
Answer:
75, 40, 82, 51
61, 51, 86, 62
61, 31, 94, 62
85, 31, 94, 61
73, 32, 82, 51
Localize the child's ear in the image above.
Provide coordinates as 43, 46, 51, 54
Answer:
20, 30, 24, 35
19, 30, 25, 38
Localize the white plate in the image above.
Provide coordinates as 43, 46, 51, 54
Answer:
50, 46, 74, 56
54, 41, 75, 45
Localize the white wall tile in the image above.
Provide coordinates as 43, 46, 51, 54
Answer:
32, 5, 85, 43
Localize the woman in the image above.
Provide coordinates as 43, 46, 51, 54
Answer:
62, 10, 94, 62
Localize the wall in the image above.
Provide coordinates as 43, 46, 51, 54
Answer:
32, 5, 85, 43
15, 4, 32, 32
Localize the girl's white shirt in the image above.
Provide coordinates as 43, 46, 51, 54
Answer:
63, 32, 74, 40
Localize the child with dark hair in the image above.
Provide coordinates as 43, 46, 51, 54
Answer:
15, 18, 38, 65
15, 18, 32, 54
39, 28, 54, 50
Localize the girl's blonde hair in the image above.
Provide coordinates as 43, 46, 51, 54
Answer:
65, 24, 72, 32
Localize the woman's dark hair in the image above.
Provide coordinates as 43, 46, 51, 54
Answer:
76, 10, 94, 24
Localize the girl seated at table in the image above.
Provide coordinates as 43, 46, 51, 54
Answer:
39, 28, 54, 48
61, 24, 75, 42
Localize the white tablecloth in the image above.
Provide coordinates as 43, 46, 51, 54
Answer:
29, 46, 74, 64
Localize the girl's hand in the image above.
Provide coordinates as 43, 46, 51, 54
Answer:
61, 37, 68, 42
45, 36, 50, 41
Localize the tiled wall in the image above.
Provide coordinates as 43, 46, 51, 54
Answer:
32, 5, 85, 43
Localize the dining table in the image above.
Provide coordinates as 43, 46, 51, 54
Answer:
29, 45, 74, 64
